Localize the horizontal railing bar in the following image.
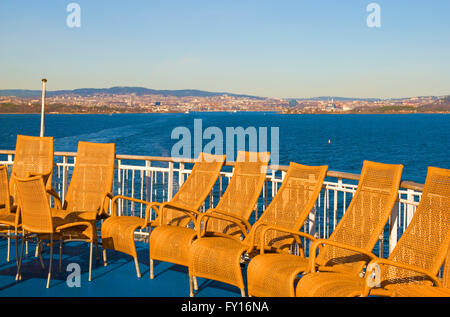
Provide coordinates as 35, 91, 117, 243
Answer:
0, 149, 425, 191
400, 181, 424, 192
326, 170, 360, 181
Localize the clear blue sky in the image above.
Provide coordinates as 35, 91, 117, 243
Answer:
1, 0, 449, 98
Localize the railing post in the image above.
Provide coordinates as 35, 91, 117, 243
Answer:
389, 200, 400, 255
179, 162, 185, 187
406, 189, 415, 227
308, 206, 316, 237
6, 154, 13, 174
61, 156, 68, 202
145, 160, 151, 202
334, 179, 341, 230
117, 159, 122, 216
168, 161, 174, 201
271, 170, 276, 197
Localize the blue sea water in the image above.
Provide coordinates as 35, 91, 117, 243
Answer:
0, 112, 449, 183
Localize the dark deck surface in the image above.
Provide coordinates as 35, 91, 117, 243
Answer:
0, 238, 241, 297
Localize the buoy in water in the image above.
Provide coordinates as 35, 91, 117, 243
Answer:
328, 139, 331, 144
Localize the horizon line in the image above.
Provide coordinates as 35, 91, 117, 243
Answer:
0, 85, 449, 101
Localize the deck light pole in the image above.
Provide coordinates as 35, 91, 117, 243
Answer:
40, 78, 47, 137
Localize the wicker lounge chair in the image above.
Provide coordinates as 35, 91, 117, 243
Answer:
43, 141, 115, 270
14, 174, 96, 288
149, 151, 269, 287
101, 153, 226, 278
188, 162, 327, 297
0, 166, 21, 265
247, 160, 403, 297
294, 166, 450, 297
48, 141, 115, 221
357, 166, 450, 297
0, 135, 53, 263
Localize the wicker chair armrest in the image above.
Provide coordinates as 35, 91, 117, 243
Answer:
158, 202, 200, 226
208, 208, 252, 233
47, 188, 62, 209
25, 171, 52, 190
99, 192, 115, 216
259, 226, 316, 255
55, 221, 95, 241
245, 223, 303, 255
26, 171, 51, 181
309, 239, 377, 273
363, 257, 442, 296
110, 195, 160, 225
196, 212, 249, 240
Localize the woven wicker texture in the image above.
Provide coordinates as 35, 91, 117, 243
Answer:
315, 161, 403, 271
10, 135, 54, 203
247, 160, 403, 297
392, 245, 450, 297
0, 166, 11, 217
202, 151, 270, 236
15, 176, 94, 237
149, 151, 269, 269
378, 166, 450, 292
2, 134, 54, 262
295, 166, 450, 297
188, 163, 327, 291
246, 162, 328, 251
249, 253, 311, 297
102, 153, 226, 260
0, 166, 20, 264
0, 165, 19, 231
62, 141, 115, 218
14, 174, 96, 287
296, 271, 366, 297
159, 153, 228, 227
444, 246, 450, 289
14, 175, 53, 234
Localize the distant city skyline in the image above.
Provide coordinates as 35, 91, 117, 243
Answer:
1, 0, 449, 99
0, 86, 448, 100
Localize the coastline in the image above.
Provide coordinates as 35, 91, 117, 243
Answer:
0, 110, 449, 115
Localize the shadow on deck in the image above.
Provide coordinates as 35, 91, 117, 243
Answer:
0, 239, 242, 297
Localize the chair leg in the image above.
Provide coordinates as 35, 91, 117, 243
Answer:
193, 276, 198, 291
15, 233, 26, 281
89, 242, 93, 282
103, 249, 108, 266
46, 234, 53, 289
14, 236, 19, 267
34, 240, 39, 257
189, 275, 195, 297
14, 228, 19, 267
150, 259, 154, 279
21, 229, 29, 257
134, 256, 141, 278
6, 230, 10, 262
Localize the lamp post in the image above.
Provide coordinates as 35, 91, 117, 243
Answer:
40, 78, 47, 137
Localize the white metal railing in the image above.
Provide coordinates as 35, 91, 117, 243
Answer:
0, 150, 424, 258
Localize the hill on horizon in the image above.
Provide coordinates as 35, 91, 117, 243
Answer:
0, 87, 447, 102
0, 86, 265, 99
